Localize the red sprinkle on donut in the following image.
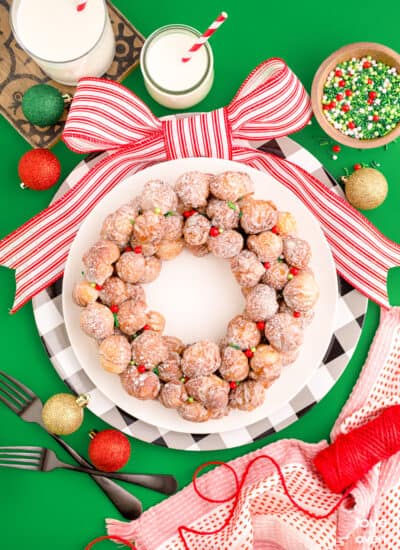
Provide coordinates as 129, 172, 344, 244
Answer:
244, 349, 254, 358
256, 321, 265, 331
95, 284, 103, 291
142, 324, 151, 331
263, 261, 271, 269
137, 365, 146, 373
293, 311, 301, 318
124, 246, 133, 252
271, 226, 279, 235
289, 267, 299, 276
229, 381, 238, 389
110, 304, 119, 313
209, 226, 219, 237
134, 246, 142, 254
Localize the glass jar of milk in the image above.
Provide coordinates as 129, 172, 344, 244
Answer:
10, 0, 115, 86
140, 25, 214, 109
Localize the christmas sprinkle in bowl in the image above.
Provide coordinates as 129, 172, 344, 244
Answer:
311, 42, 400, 149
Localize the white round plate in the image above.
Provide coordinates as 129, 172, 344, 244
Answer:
63, 157, 338, 434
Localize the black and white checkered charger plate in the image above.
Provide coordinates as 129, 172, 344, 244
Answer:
32, 136, 367, 451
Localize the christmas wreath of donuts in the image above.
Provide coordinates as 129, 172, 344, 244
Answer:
73, 171, 319, 422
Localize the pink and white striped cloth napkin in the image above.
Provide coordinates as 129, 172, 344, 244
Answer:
108, 307, 400, 549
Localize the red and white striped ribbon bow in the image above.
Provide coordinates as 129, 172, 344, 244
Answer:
0, 58, 398, 312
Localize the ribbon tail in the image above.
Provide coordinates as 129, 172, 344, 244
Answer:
232, 146, 400, 309
0, 143, 166, 313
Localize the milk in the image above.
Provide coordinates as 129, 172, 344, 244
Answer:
140, 25, 214, 109
11, 0, 115, 85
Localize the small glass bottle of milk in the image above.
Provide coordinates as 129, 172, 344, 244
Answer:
140, 25, 214, 109
10, 0, 115, 86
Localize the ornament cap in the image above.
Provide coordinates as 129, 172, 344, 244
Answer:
62, 93, 73, 105
89, 429, 99, 440
76, 394, 89, 408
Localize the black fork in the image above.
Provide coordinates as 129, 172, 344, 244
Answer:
0, 445, 177, 494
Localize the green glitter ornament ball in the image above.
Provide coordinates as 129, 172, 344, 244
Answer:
22, 84, 65, 127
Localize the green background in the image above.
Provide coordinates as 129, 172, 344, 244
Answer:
0, 0, 399, 548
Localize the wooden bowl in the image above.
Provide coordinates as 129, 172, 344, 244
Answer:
311, 42, 400, 149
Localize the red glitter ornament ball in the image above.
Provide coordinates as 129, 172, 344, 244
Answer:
18, 148, 61, 191
88, 429, 131, 472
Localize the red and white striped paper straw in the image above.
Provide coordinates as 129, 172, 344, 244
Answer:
182, 11, 228, 63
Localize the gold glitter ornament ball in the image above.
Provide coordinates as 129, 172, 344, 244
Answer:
42, 393, 89, 435
342, 167, 388, 210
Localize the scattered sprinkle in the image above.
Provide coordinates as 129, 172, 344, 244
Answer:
370, 160, 381, 168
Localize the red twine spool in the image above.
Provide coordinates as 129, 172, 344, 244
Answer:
314, 404, 400, 493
